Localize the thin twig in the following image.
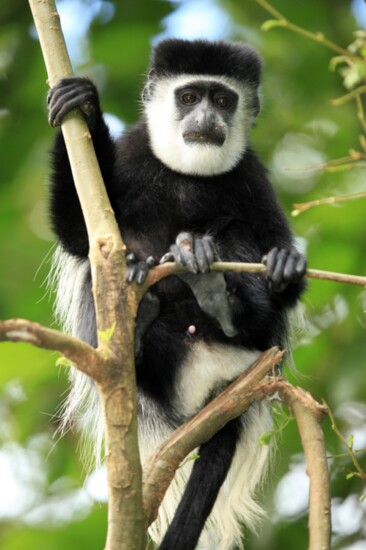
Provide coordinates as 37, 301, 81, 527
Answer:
254, 0, 350, 56
284, 152, 365, 174
292, 191, 366, 217
355, 95, 366, 134
330, 85, 366, 107
327, 404, 366, 480
146, 262, 366, 289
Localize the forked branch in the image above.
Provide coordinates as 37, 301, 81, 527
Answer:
0, 318, 103, 381
142, 347, 284, 527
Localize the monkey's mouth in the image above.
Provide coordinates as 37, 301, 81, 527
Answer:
183, 132, 225, 146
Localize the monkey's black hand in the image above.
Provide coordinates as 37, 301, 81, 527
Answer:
126, 252, 156, 285
263, 247, 307, 292
48, 77, 101, 128
160, 232, 216, 273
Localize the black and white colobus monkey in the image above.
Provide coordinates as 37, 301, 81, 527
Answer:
48, 39, 306, 550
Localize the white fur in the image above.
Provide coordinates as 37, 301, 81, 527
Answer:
145, 74, 257, 176
49, 247, 104, 468
51, 248, 273, 548
176, 341, 260, 419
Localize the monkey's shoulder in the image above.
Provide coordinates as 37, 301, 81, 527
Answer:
114, 119, 161, 176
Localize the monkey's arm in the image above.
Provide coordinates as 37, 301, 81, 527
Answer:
160, 227, 306, 340
48, 77, 116, 258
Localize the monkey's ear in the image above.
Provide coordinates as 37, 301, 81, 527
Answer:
141, 69, 158, 103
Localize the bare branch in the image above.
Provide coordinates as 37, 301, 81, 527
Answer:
28, 1, 144, 549
0, 318, 103, 381
274, 382, 331, 550
330, 85, 366, 106
292, 191, 366, 217
284, 150, 366, 174
146, 261, 366, 289
142, 347, 284, 527
29, 1, 119, 249
254, 0, 350, 56
305, 268, 366, 287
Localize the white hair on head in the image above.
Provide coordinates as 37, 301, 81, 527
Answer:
144, 74, 258, 177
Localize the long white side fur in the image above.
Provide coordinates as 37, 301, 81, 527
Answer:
144, 74, 257, 177
50, 246, 273, 549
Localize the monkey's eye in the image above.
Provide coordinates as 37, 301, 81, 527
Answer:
215, 96, 230, 109
181, 92, 198, 105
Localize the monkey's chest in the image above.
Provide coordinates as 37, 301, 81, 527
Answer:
173, 341, 260, 420
118, 175, 227, 235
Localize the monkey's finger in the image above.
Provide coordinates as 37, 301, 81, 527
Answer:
161, 244, 185, 266
49, 93, 89, 127
202, 236, 217, 264
126, 252, 137, 265
283, 250, 300, 282
194, 239, 210, 273
294, 253, 307, 279
263, 247, 278, 275
175, 232, 199, 271
179, 246, 198, 273
126, 264, 138, 284
269, 249, 290, 292
271, 248, 288, 280
283, 250, 307, 283
136, 262, 150, 285
176, 232, 194, 251
126, 261, 150, 285
159, 252, 175, 264
48, 80, 98, 127
146, 256, 157, 268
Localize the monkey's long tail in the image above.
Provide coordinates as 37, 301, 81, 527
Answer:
158, 418, 241, 550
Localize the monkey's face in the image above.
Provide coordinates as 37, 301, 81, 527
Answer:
174, 81, 238, 148
144, 75, 259, 177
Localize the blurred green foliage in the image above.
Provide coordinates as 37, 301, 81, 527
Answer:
0, 0, 365, 549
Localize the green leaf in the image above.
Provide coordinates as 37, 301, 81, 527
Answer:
187, 452, 200, 462
179, 452, 200, 468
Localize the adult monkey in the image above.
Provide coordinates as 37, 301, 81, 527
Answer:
48, 39, 306, 550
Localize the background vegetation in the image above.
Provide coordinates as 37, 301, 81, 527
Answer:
0, 0, 365, 548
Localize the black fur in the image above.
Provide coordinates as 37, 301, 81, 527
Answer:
149, 39, 262, 86
48, 39, 306, 549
